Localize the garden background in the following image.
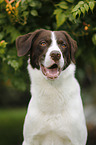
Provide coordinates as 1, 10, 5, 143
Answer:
0, 0, 96, 145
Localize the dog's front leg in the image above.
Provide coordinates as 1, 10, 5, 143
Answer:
22, 106, 45, 145
22, 141, 28, 145
22, 140, 40, 145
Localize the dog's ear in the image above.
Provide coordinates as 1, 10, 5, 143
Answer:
16, 30, 41, 57
62, 31, 77, 64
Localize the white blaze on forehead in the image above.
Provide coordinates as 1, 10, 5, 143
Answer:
44, 31, 64, 68
51, 31, 60, 51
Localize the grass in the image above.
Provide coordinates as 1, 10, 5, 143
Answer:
0, 108, 26, 145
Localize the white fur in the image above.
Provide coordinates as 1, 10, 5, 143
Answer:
22, 62, 87, 145
22, 32, 87, 145
43, 32, 64, 68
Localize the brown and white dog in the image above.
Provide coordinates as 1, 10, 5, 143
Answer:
16, 29, 87, 145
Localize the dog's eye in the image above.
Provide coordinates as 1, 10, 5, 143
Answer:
58, 40, 66, 49
40, 41, 46, 46
62, 43, 66, 48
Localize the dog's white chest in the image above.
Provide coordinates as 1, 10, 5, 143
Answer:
24, 95, 87, 145
22, 63, 87, 145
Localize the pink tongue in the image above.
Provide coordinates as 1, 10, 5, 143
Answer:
48, 68, 58, 74
40, 64, 60, 79
46, 68, 59, 79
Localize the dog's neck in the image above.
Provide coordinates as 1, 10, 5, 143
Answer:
27, 62, 76, 114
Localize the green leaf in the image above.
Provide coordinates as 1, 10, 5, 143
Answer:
30, 10, 38, 16
68, 14, 75, 22
29, 1, 37, 7
72, 9, 81, 18
65, 0, 74, 3
73, 11, 78, 18
53, 9, 63, 15
20, 4, 28, 11
8, 60, 19, 70
21, 0, 26, 4
84, 3, 89, 12
56, 13, 66, 28
72, 1, 84, 14
56, 1, 68, 9
4, 26, 21, 43
0, 32, 4, 40
72, 4, 80, 12
92, 34, 96, 45
78, 1, 84, 5
93, 27, 96, 31
0, 48, 6, 55
0, 0, 4, 4
89, 2, 95, 11
12, 32, 21, 43
23, 11, 29, 17
77, 9, 81, 17
29, 1, 42, 9
80, 7, 85, 14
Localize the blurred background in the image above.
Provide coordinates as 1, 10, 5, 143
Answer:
0, 0, 96, 145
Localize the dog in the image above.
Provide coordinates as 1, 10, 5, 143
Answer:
16, 29, 87, 145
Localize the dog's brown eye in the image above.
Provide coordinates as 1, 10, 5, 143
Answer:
40, 41, 46, 46
58, 40, 66, 49
62, 43, 66, 48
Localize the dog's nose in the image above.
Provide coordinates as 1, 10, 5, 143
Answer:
50, 50, 61, 61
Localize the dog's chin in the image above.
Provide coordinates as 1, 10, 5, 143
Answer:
40, 63, 62, 80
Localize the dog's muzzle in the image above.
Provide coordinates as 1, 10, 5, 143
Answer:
40, 51, 63, 80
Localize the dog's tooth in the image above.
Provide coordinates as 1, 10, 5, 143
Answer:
57, 71, 59, 75
47, 70, 50, 75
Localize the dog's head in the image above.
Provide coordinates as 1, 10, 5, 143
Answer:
16, 29, 77, 80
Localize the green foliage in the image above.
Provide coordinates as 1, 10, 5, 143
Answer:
54, 0, 96, 27
0, 0, 55, 91
54, 1, 74, 28
72, 1, 95, 18
0, 0, 96, 91
0, 40, 7, 57
0, 40, 22, 70
92, 34, 96, 45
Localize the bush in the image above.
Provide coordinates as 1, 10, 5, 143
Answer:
0, 0, 96, 91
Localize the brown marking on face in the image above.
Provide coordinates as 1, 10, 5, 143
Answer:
60, 31, 77, 64
16, 29, 51, 68
16, 29, 77, 70
54, 31, 77, 68
54, 31, 70, 69
30, 29, 51, 69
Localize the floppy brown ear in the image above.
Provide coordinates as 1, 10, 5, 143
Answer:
63, 31, 77, 63
16, 29, 42, 57
16, 33, 32, 56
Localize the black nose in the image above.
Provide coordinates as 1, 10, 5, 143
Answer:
50, 50, 61, 61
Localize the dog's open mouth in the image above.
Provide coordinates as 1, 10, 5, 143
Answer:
40, 63, 62, 80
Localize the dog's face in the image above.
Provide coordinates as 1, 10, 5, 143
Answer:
16, 29, 77, 80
